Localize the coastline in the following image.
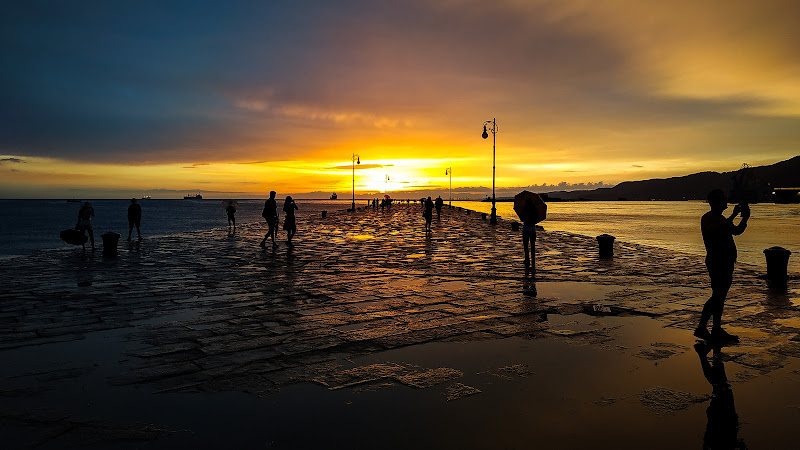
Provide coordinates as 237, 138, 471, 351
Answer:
2, 204, 799, 448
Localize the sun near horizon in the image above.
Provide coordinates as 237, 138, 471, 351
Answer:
2, 1, 799, 198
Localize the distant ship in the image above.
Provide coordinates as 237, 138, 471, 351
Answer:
183, 193, 203, 200
330, 193, 337, 200
141, 195, 152, 200
66, 199, 81, 203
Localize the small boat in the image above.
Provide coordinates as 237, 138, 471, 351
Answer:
184, 193, 203, 200
66, 199, 81, 203
330, 193, 338, 200
141, 195, 152, 200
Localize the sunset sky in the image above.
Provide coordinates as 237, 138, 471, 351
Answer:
2, 0, 799, 198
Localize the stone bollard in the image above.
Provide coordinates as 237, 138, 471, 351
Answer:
466, 209, 470, 215
596, 234, 615, 258
511, 221, 519, 231
101, 232, 120, 257
481, 212, 487, 220
321, 210, 327, 218
764, 246, 791, 287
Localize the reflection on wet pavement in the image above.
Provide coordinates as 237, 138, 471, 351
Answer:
1, 204, 799, 448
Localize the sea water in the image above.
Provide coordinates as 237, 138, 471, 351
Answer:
455, 200, 800, 273
0, 198, 354, 259
1, 199, 799, 273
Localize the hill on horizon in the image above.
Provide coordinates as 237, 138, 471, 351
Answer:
543, 155, 800, 201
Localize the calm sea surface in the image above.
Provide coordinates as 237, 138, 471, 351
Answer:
0, 199, 350, 259
455, 200, 800, 273
1, 199, 798, 273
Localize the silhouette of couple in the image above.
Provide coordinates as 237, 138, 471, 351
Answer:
260, 191, 298, 247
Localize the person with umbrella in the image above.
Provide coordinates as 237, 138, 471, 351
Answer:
514, 191, 547, 269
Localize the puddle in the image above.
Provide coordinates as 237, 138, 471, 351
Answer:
349, 234, 375, 240
535, 281, 621, 302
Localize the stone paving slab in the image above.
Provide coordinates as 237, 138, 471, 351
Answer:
1, 203, 799, 447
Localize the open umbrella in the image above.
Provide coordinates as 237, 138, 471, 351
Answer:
513, 190, 547, 224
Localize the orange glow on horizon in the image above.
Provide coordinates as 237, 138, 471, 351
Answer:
3, 151, 787, 199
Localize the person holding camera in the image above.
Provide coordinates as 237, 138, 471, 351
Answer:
694, 189, 750, 343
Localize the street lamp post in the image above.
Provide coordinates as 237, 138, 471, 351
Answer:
445, 167, 452, 207
482, 118, 497, 224
352, 153, 360, 211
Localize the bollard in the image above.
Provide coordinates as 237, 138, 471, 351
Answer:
101, 232, 120, 257
321, 210, 327, 218
596, 234, 615, 258
511, 221, 519, 231
481, 212, 487, 220
764, 246, 791, 287
466, 210, 470, 215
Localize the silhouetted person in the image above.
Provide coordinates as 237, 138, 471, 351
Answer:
127, 198, 142, 241
695, 343, 746, 449
226, 201, 237, 231
283, 196, 298, 245
260, 191, 279, 248
76, 201, 95, 250
694, 189, 749, 343
522, 198, 537, 269
435, 196, 443, 219
423, 196, 434, 232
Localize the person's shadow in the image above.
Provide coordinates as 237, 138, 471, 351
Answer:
695, 342, 747, 449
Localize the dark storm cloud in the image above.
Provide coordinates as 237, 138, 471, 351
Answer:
0, 1, 334, 161
2, 0, 798, 166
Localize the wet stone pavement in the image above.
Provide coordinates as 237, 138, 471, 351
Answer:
1, 204, 800, 448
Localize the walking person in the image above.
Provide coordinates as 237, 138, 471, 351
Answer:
260, 191, 279, 248
435, 196, 443, 219
225, 200, 237, 231
694, 189, 750, 343
522, 208, 537, 269
423, 196, 434, 232
283, 196, 298, 245
127, 198, 142, 241
76, 201, 95, 250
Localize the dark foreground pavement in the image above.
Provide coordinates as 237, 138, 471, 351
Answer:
1, 204, 799, 448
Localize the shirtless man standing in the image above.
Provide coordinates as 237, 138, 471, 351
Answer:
694, 189, 750, 343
